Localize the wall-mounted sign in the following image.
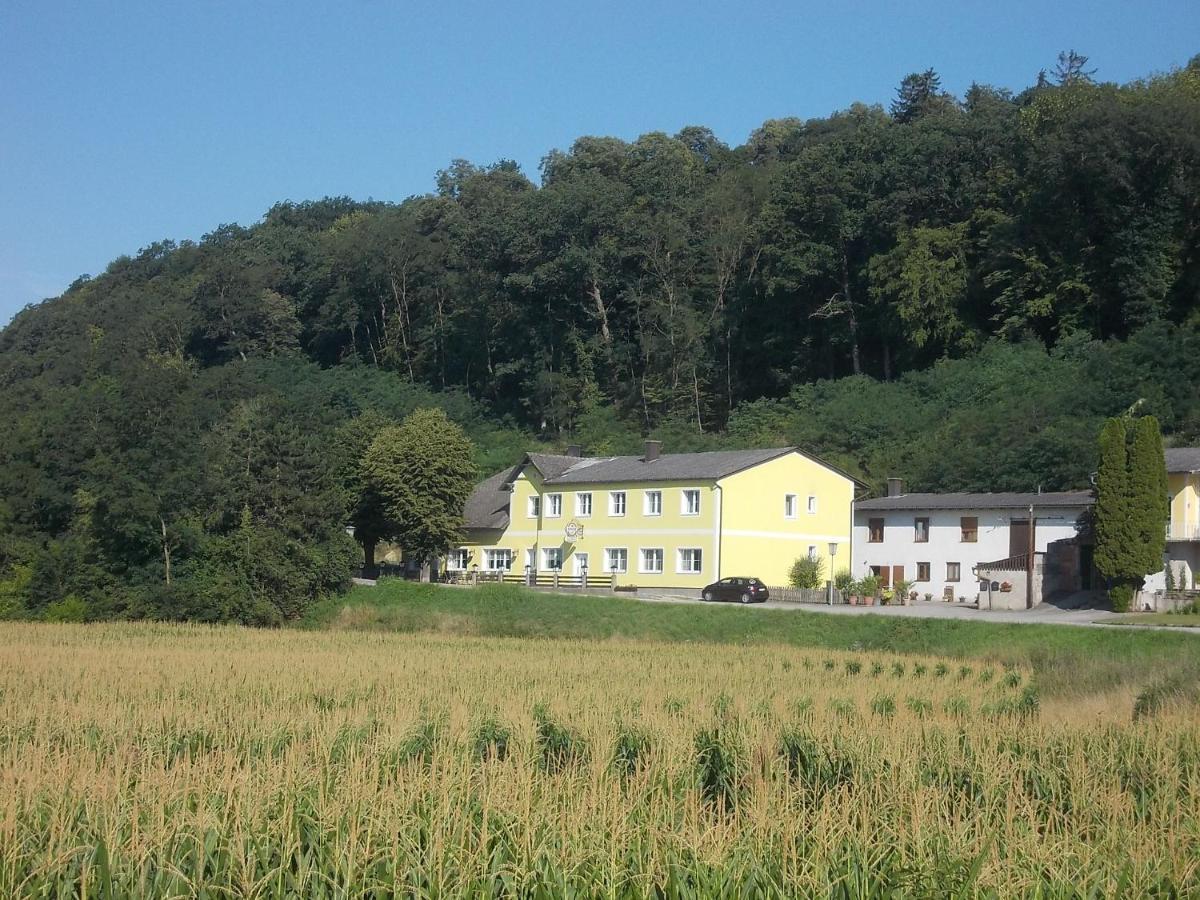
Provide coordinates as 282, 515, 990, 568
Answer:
564, 521, 584, 542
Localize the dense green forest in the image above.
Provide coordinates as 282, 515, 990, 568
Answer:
2, 54, 1199, 622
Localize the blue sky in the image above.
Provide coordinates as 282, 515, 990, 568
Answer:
1, 0, 1195, 326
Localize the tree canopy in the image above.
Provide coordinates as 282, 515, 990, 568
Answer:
2, 53, 1199, 621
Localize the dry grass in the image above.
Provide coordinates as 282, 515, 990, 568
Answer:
0, 622, 1196, 897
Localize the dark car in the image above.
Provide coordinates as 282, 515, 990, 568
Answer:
701, 577, 769, 604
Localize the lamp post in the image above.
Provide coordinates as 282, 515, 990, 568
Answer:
827, 542, 839, 605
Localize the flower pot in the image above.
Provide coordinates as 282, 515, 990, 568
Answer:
848, 595, 858, 606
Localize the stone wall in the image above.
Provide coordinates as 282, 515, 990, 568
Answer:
977, 554, 1044, 610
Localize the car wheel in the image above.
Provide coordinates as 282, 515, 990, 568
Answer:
703, 591, 713, 602
740, 593, 751, 604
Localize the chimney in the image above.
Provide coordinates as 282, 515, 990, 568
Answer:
887, 477, 904, 498
644, 440, 662, 462
565, 444, 583, 458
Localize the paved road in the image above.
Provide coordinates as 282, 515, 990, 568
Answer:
630, 590, 1200, 632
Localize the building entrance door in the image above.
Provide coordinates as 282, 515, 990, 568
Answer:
1010, 519, 1035, 557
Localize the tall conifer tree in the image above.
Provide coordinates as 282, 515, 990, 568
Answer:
1094, 417, 1134, 584
1129, 416, 1168, 576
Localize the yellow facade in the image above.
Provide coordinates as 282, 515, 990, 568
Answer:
452, 449, 856, 589
718, 451, 856, 586
1168, 472, 1199, 540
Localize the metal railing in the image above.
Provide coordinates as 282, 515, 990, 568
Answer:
1166, 523, 1200, 541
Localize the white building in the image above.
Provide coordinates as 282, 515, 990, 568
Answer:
853, 480, 1093, 603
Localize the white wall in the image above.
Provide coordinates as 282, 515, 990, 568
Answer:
851, 507, 1088, 601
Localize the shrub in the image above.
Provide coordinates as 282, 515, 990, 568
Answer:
44, 595, 88, 623
870, 694, 895, 718
934, 662, 949, 678
1134, 673, 1200, 721
844, 660, 862, 676
470, 715, 511, 762
0, 564, 32, 620
1109, 584, 1134, 613
943, 696, 969, 718
694, 727, 740, 811
829, 698, 857, 720
533, 704, 587, 772
833, 569, 854, 592
788, 556, 825, 590
610, 724, 651, 777
395, 715, 440, 765
906, 697, 933, 717
869, 661, 884, 677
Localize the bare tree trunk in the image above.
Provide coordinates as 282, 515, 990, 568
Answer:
159, 516, 172, 586
361, 538, 376, 572
590, 279, 612, 346
841, 252, 862, 376
882, 342, 892, 381
693, 366, 704, 434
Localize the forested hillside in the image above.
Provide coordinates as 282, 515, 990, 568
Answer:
2, 55, 1199, 621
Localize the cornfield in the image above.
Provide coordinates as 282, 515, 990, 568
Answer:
0, 622, 1196, 897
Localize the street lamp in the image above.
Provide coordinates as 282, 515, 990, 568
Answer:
827, 542, 839, 605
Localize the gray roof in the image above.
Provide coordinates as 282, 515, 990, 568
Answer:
529, 447, 797, 485
464, 445, 859, 528
463, 466, 518, 530
1166, 448, 1200, 473
855, 490, 1094, 512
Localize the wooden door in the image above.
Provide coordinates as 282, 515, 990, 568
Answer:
892, 565, 904, 587
1009, 519, 1033, 557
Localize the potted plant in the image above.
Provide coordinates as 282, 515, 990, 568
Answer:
893, 578, 913, 607
859, 574, 880, 606
846, 579, 860, 605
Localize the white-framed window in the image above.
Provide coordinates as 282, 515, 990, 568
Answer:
543, 547, 563, 570
807, 495, 817, 514
640, 548, 664, 574
525, 548, 536, 571
784, 494, 798, 518
604, 547, 628, 573
484, 549, 513, 571
807, 545, 817, 560
575, 492, 592, 517
545, 493, 563, 518
448, 548, 470, 571
677, 548, 703, 574
681, 489, 701, 516
644, 490, 662, 516
527, 495, 541, 518
609, 491, 627, 516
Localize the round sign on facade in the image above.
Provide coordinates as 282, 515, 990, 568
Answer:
564, 521, 584, 542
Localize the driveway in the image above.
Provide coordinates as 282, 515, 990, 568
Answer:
630, 589, 1198, 631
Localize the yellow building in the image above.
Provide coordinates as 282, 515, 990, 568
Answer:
1164, 448, 1200, 590
448, 442, 859, 589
